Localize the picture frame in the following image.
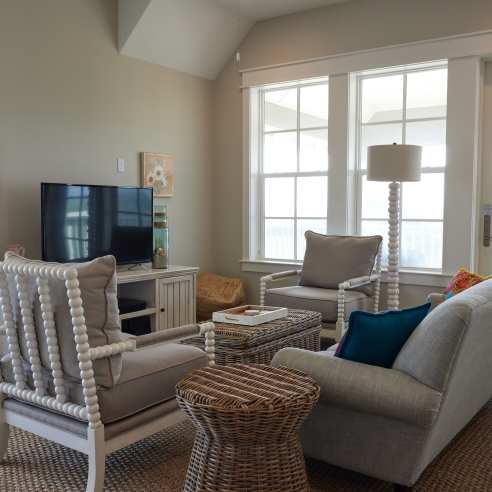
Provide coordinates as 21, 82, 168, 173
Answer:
141, 152, 175, 197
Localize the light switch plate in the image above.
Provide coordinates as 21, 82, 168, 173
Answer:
117, 158, 125, 173
483, 204, 492, 215
483, 204, 492, 247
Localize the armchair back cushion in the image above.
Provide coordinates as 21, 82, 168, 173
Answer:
4, 253, 123, 388
393, 278, 492, 392
300, 232, 382, 295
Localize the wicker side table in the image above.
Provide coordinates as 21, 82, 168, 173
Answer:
176, 364, 320, 492
182, 309, 322, 365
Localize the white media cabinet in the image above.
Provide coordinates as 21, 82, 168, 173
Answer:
117, 265, 199, 332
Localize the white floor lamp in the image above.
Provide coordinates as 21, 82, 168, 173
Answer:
367, 144, 422, 310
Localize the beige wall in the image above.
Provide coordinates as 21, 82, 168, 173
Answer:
2, 0, 492, 304
213, 0, 492, 304
0, 0, 215, 271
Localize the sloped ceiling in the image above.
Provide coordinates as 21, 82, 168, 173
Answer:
118, 0, 351, 80
214, 0, 349, 21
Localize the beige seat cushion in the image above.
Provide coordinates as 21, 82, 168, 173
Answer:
1, 341, 208, 424
265, 286, 372, 323
95, 342, 207, 423
299, 232, 382, 295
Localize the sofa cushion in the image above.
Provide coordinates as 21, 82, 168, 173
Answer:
265, 285, 371, 322
95, 342, 207, 423
4, 253, 122, 388
444, 268, 491, 299
337, 303, 431, 368
299, 232, 382, 295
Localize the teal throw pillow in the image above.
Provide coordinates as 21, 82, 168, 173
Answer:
336, 303, 431, 368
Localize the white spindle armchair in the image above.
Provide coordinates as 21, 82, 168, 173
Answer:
0, 253, 214, 492
260, 232, 383, 341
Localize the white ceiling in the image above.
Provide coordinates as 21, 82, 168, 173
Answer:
214, 0, 350, 21
118, 0, 352, 80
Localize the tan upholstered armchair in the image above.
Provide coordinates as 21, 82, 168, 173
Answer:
260, 232, 383, 341
0, 253, 215, 492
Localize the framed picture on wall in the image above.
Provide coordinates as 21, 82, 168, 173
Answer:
141, 152, 175, 197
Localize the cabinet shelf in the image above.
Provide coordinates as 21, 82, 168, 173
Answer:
117, 266, 198, 332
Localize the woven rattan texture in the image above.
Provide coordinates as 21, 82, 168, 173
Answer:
182, 309, 322, 365
209, 309, 322, 348
176, 364, 320, 492
176, 363, 320, 409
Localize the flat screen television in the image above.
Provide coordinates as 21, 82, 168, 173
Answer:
41, 183, 153, 264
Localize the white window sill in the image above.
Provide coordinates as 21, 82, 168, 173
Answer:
240, 259, 452, 288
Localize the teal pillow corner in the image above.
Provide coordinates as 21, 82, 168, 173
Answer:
336, 302, 431, 368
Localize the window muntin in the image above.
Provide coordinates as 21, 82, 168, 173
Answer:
356, 65, 447, 270
259, 80, 329, 261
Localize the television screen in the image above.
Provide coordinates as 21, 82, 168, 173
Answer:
41, 183, 153, 264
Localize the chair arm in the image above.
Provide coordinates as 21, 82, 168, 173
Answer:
260, 269, 302, 305
89, 339, 136, 360
335, 273, 382, 340
272, 348, 442, 428
135, 324, 201, 348
338, 273, 380, 290
269, 269, 302, 281
136, 322, 216, 365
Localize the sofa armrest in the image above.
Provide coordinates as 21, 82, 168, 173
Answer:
272, 348, 442, 428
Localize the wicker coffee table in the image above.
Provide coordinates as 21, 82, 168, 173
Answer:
182, 309, 322, 365
176, 363, 320, 492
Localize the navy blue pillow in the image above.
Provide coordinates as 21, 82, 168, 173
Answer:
336, 303, 431, 368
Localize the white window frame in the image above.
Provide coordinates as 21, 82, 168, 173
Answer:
354, 62, 448, 272
255, 79, 329, 262
241, 31, 486, 287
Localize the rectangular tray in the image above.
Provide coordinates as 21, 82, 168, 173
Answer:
212, 305, 288, 326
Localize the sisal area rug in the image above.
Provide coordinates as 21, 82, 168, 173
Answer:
1, 402, 492, 491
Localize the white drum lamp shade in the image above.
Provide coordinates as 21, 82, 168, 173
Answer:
367, 144, 422, 311
367, 144, 422, 182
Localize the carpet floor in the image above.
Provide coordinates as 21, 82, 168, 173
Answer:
1, 401, 492, 491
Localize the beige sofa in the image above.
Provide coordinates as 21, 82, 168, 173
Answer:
273, 278, 492, 488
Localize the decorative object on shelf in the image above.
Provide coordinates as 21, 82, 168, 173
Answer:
212, 305, 288, 326
141, 152, 174, 197
196, 272, 245, 321
152, 202, 169, 269
5, 244, 26, 257
367, 143, 422, 310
